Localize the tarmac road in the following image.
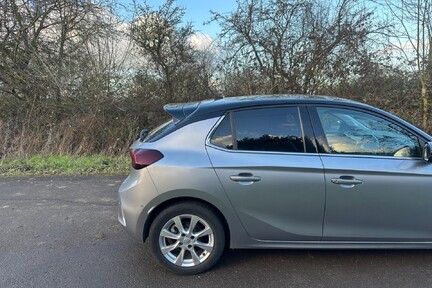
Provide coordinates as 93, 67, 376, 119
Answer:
1, 176, 432, 288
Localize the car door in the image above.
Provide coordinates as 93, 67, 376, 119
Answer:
206, 105, 325, 241
311, 105, 432, 241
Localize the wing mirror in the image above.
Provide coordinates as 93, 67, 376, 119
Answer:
423, 142, 432, 162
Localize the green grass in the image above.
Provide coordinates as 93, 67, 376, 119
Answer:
0, 155, 130, 176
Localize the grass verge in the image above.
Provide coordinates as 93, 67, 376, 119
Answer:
0, 155, 130, 176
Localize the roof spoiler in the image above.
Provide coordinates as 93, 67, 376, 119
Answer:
163, 101, 200, 123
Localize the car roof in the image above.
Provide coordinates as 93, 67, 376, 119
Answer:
199, 94, 360, 112
164, 94, 370, 121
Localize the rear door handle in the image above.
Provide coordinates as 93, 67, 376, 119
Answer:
331, 176, 363, 188
230, 173, 261, 185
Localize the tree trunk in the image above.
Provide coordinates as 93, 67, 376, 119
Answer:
421, 75, 428, 129
423, 37, 432, 129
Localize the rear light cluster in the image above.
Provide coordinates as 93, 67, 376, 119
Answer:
130, 149, 164, 169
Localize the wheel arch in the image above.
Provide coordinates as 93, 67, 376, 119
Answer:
143, 197, 231, 249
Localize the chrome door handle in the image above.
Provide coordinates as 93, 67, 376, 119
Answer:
331, 178, 363, 185
230, 173, 261, 185
331, 176, 363, 188
230, 175, 261, 182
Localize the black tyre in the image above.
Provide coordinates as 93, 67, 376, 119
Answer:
149, 202, 225, 274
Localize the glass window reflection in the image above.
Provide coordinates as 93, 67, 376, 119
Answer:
317, 107, 421, 157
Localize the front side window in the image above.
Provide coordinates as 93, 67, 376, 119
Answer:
316, 107, 421, 157
210, 107, 305, 153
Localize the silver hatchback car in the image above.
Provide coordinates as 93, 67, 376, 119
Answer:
118, 95, 432, 274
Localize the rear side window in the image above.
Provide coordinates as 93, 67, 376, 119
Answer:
210, 107, 305, 153
210, 115, 233, 149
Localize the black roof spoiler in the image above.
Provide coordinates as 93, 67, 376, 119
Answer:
163, 101, 201, 123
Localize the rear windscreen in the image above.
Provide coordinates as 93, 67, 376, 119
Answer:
143, 119, 175, 142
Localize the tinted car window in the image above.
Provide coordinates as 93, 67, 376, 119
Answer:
210, 114, 233, 149
233, 107, 304, 152
145, 120, 175, 142
317, 107, 421, 157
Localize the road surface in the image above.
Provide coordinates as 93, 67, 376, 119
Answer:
1, 176, 432, 288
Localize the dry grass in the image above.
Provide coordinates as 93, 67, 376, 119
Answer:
0, 154, 130, 176
0, 115, 141, 157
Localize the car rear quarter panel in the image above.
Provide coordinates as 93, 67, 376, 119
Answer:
118, 168, 159, 241
140, 117, 252, 248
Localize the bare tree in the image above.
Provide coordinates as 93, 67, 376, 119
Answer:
130, 0, 195, 101
0, 0, 54, 102
382, 0, 432, 128
0, 0, 137, 156
212, 0, 382, 95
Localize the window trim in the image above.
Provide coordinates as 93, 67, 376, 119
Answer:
308, 104, 426, 160
228, 111, 238, 150
206, 104, 316, 155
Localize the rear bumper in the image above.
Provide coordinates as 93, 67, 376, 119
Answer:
117, 168, 159, 242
